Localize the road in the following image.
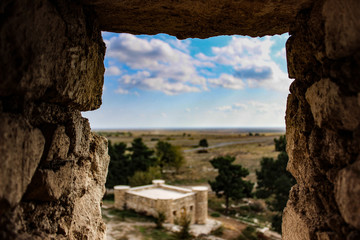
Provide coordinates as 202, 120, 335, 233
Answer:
183, 136, 276, 153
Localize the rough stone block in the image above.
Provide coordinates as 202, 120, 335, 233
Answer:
335, 159, 360, 229
323, 0, 360, 59
46, 126, 70, 162
306, 78, 360, 131
0, 113, 45, 209
283, 202, 311, 240
0, 0, 105, 111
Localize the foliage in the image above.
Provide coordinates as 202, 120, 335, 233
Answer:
274, 135, 286, 152
106, 138, 158, 188
129, 166, 162, 187
155, 141, 185, 173
271, 213, 282, 233
106, 141, 130, 188
210, 225, 224, 236
255, 135, 295, 233
154, 212, 166, 229
199, 138, 209, 148
237, 226, 268, 240
209, 156, 254, 213
210, 212, 221, 218
176, 214, 192, 240
128, 138, 157, 173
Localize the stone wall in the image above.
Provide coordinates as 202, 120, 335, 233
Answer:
283, 0, 360, 239
1, 0, 359, 239
0, 0, 109, 239
113, 182, 206, 224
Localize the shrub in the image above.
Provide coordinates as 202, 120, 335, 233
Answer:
176, 214, 192, 240
155, 212, 166, 229
210, 212, 221, 218
210, 225, 224, 236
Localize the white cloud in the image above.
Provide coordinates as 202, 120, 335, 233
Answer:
197, 36, 292, 92
105, 66, 121, 76
275, 47, 286, 59
208, 73, 245, 90
216, 105, 233, 111
216, 100, 285, 115
105, 33, 291, 95
115, 88, 129, 94
106, 34, 206, 95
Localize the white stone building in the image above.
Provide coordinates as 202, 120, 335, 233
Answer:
114, 180, 208, 224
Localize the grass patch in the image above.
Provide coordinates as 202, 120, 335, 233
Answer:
136, 226, 177, 240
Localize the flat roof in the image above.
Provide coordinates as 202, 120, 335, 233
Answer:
129, 187, 193, 200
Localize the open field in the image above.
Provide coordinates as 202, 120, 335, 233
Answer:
99, 129, 285, 239
96, 128, 284, 184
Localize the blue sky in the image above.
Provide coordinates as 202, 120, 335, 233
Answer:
83, 32, 292, 129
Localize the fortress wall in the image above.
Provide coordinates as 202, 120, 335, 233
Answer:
1, 0, 359, 239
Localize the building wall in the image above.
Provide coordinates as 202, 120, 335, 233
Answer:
114, 184, 207, 224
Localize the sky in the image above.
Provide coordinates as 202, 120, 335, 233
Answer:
82, 32, 292, 129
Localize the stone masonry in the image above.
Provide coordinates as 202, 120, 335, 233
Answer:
114, 180, 208, 224
0, 0, 359, 239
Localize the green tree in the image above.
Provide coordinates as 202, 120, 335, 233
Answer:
128, 166, 162, 187
199, 138, 209, 148
106, 141, 131, 188
255, 135, 295, 233
209, 156, 254, 213
274, 135, 286, 152
128, 138, 156, 174
155, 141, 185, 173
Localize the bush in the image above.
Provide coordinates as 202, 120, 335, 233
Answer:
249, 200, 265, 212
102, 193, 114, 201
210, 225, 224, 236
176, 214, 192, 240
129, 166, 162, 187
154, 212, 166, 229
210, 212, 221, 218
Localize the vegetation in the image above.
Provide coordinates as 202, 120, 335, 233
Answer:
128, 138, 157, 173
210, 225, 224, 236
129, 166, 162, 187
198, 138, 209, 148
255, 135, 295, 233
209, 156, 254, 213
106, 142, 130, 188
176, 214, 192, 240
155, 140, 185, 173
106, 138, 158, 188
237, 226, 268, 240
154, 212, 166, 229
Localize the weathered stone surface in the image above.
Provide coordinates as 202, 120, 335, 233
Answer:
284, 1, 360, 239
24, 163, 73, 201
0, 0, 105, 111
335, 159, 360, 229
283, 199, 311, 240
81, 0, 313, 38
69, 133, 109, 240
306, 78, 360, 131
45, 126, 70, 162
0, 113, 45, 209
323, 0, 360, 59
1, 0, 360, 239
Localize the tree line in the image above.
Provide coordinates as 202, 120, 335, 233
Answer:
106, 138, 184, 188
